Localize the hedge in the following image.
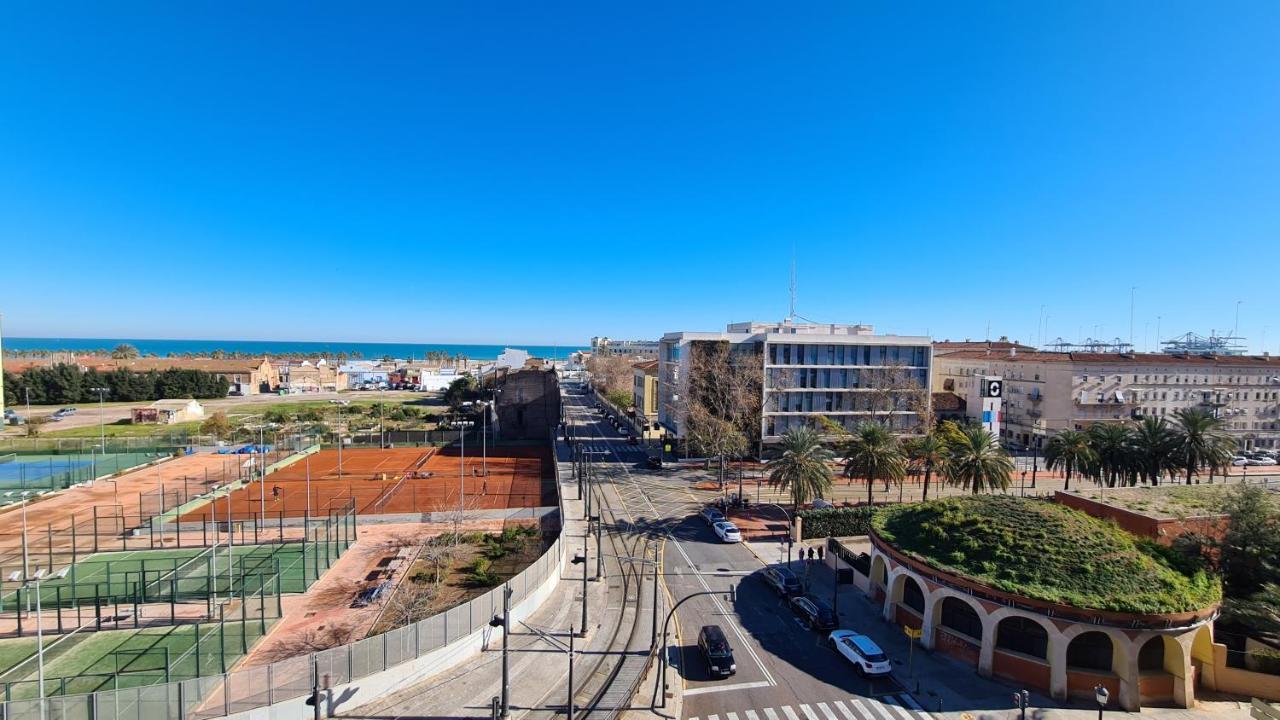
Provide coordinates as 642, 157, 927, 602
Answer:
797, 506, 875, 540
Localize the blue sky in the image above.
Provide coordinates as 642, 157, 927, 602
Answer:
2, 3, 1277, 350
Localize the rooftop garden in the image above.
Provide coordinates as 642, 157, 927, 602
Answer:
872, 495, 1221, 614
1072, 484, 1279, 519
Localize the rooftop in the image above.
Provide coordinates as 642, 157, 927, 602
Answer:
1066, 485, 1280, 520
937, 349, 1280, 368
872, 495, 1221, 614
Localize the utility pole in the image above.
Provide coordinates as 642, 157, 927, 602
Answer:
573, 547, 589, 635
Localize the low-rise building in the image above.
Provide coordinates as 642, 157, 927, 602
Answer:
340, 361, 390, 389
933, 349, 1280, 450
275, 358, 342, 393
131, 399, 205, 424
590, 336, 659, 359
632, 360, 660, 437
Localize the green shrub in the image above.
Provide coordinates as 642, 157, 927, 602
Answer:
797, 506, 874, 539
467, 557, 500, 587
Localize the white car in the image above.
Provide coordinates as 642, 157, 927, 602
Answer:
1250, 457, 1277, 466
829, 630, 892, 677
713, 521, 742, 543
1232, 457, 1250, 466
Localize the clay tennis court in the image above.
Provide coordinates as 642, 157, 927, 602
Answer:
177, 446, 555, 521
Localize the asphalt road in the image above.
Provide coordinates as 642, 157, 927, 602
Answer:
562, 387, 930, 720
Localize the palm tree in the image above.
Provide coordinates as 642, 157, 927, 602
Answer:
943, 425, 1014, 494
1043, 429, 1094, 491
904, 431, 948, 502
1086, 423, 1134, 488
765, 426, 834, 515
1130, 416, 1178, 486
842, 423, 906, 506
1173, 408, 1236, 484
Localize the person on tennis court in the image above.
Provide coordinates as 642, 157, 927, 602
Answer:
272, 485, 282, 499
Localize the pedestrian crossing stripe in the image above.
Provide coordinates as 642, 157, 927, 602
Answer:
688, 695, 930, 720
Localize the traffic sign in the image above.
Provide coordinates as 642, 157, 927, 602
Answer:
903, 626, 923, 639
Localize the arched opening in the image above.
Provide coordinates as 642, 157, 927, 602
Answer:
901, 576, 925, 614
996, 616, 1048, 659
1067, 631, 1114, 672
869, 555, 888, 602
939, 597, 983, 640
1139, 637, 1165, 671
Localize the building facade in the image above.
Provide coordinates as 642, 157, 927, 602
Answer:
589, 336, 659, 359
933, 350, 1280, 449
631, 360, 660, 437
658, 321, 932, 446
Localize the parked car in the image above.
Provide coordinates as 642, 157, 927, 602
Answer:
699, 507, 726, 526
644, 456, 663, 470
789, 595, 837, 631
57, 407, 77, 416
762, 567, 802, 597
698, 625, 736, 677
812, 498, 835, 509
1232, 456, 1250, 466
3, 409, 24, 425
713, 521, 742, 543
829, 630, 892, 676
1251, 457, 1277, 466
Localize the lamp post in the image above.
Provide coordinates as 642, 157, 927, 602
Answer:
90, 387, 109, 453
572, 548, 589, 635
11, 566, 70, 720
760, 502, 794, 569
1020, 470, 1028, 497
1094, 684, 1109, 720
486, 585, 513, 717
456, 419, 475, 526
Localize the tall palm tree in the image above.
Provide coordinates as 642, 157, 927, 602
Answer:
1086, 423, 1134, 488
1043, 429, 1095, 491
842, 422, 906, 506
765, 426, 834, 516
1130, 416, 1178, 486
943, 425, 1014, 494
1173, 408, 1236, 484
904, 431, 948, 502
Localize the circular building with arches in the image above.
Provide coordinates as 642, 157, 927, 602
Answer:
866, 496, 1221, 711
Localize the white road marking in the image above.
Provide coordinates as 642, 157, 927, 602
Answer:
852, 698, 892, 720
707, 714, 720, 720
833, 700, 858, 720
800, 704, 820, 720
727, 713, 740, 720
682, 680, 771, 696
782, 706, 802, 720
746, 710, 761, 720
764, 708, 781, 720
816, 702, 839, 720
881, 696, 916, 720
897, 694, 924, 711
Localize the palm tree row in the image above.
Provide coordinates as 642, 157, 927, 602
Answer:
1043, 408, 1236, 489
765, 421, 1015, 512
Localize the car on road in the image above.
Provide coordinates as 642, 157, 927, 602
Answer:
699, 507, 726, 526
762, 567, 802, 597
643, 456, 663, 470
1233, 456, 1250, 466
789, 595, 837, 631
830, 630, 892, 676
698, 625, 736, 677
3, 409, 24, 425
811, 498, 835, 509
713, 521, 742, 543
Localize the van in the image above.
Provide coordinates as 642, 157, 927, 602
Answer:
698, 625, 736, 677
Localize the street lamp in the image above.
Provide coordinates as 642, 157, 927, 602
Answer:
572, 548, 589, 635
11, 565, 70, 720
759, 502, 794, 569
486, 585, 514, 717
455, 419, 475, 525
1094, 684, 1109, 720
90, 387, 109, 453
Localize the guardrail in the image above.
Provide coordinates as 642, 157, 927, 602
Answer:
2, 441, 567, 720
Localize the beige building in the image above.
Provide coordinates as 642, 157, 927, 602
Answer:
934, 349, 1280, 450
275, 359, 342, 393
632, 360, 660, 437
131, 399, 205, 425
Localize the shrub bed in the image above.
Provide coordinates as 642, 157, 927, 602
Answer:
798, 506, 875, 539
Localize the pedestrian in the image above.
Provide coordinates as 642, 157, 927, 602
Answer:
817, 545, 825, 562
807, 546, 815, 562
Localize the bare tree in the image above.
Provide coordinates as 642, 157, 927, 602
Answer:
418, 543, 457, 586
866, 363, 931, 433
680, 341, 763, 485
380, 580, 440, 630
585, 353, 634, 396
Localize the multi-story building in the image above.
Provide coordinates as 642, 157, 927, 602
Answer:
632, 360, 660, 437
933, 349, 1280, 449
274, 358, 343, 393
589, 336, 660, 359
658, 320, 932, 447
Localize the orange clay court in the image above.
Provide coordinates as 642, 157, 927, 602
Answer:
177, 447, 555, 521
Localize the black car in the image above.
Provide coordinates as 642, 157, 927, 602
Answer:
788, 595, 837, 631
644, 456, 663, 470
698, 625, 736, 677
699, 507, 726, 525
762, 567, 803, 597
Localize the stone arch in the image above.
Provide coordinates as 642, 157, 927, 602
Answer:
1138, 636, 1165, 671
996, 614, 1051, 660
1190, 625, 1214, 666
1066, 630, 1116, 672
929, 591, 986, 640
869, 553, 889, 603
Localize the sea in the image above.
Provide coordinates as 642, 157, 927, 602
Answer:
2, 337, 587, 362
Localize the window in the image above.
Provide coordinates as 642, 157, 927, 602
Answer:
996, 617, 1048, 659
939, 597, 983, 640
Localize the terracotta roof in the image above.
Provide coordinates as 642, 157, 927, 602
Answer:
632, 360, 659, 371
110, 357, 271, 373
934, 340, 1036, 351
936, 350, 1280, 367
931, 392, 966, 412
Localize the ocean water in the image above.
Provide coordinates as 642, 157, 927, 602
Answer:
2, 337, 587, 361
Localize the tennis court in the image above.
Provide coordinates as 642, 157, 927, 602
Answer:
175, 446, 554, 521
0, 451, 163, 490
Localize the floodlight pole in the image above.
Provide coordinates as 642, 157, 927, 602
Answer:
90, 387, 109, 454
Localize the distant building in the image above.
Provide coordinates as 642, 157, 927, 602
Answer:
590, 336, 659, 359
495, 348, 531, 370
632, 360, 660, 437
339, 361, 390, 389
132, 399, 205, 425
401, 364, 458, 391
275, 358, 342, 393
934, 338, 1037, 356
933, 349, 1280, 450
658, 320, 933, 446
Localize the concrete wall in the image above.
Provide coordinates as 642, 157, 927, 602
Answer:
1054, 491, 1230, 545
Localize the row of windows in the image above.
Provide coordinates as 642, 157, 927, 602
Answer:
766, 368, 928, 390
1079, 373, 1277, 386
768, 390, 922, 413
767, 343, 928, 368
765, 413, 917, 435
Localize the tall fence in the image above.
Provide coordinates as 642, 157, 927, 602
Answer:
0, 442, 566, 720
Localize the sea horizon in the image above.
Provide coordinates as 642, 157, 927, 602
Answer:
1, 336, 588, 362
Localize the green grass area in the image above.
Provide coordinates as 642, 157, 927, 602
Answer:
0, 637, 48, 678
872, 495, 1222, 614
0, 541, 338, 608
0, 621, 270, 698
1078, 484, 1280, 519
42, 421, 203, 439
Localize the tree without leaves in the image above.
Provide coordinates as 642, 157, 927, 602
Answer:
765, 426, 834, 516
942, 424, 1013, 494
842, 422, 906, 506
681, 340, 762, 485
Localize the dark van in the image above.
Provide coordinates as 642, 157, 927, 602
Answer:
698, 625, 736, 677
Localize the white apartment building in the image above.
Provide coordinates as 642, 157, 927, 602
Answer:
658, 321, 933, 447
934, 349, 1280, 449
589, 336, 660, 359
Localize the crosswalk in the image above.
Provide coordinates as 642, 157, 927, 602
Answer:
687, 693, 931, 720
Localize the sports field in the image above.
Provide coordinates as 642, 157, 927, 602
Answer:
0, 451, 162, 491
0, 620, 269, 699
176, 446, 553, 521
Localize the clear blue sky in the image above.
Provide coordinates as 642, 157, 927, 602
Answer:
2, 3, 1277, 350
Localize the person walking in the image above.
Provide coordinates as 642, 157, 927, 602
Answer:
817, 545, 825, 562
807, 546, 815, 562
